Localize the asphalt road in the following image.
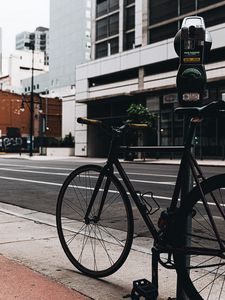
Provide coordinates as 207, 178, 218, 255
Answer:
0, 157, 224, 236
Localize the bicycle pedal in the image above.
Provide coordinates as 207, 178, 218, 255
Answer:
131, 279, 158, 300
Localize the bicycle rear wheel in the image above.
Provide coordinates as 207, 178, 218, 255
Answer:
174, 174, 225, 300
56, 164, 134, 278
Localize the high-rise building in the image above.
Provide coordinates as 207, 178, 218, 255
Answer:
16, 27, 49, 65
49, 0, 91, 90
48, 0, 91, 136
75, 0, 225, 158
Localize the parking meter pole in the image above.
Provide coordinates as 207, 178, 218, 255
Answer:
173, 15, 211, 300
176, 116, 193, 300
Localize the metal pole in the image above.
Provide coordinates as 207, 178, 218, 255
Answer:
29, 44, 34, 157
176, 116, 193, 300
45, 90, 48, 130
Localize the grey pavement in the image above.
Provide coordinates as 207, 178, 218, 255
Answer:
0, 202, 177, 300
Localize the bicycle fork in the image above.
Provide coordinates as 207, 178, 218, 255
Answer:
84, 165, 112, 224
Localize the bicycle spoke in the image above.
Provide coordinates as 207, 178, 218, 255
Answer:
98, 223, 126, 247
66, 223, 86, 245
57, 165, 133, 277
174, 175, 225, 299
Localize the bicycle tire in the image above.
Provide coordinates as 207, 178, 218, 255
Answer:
173, 173, 225, 300
56, 164, 134, 278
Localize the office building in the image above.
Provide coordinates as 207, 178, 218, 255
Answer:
75, 0, 225, 158
16, 27, 49, 65
48, 0, 92, 137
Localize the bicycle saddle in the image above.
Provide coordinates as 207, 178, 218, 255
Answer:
175, 100, 225, 117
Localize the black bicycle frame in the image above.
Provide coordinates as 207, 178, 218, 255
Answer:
84, 117, 225, 255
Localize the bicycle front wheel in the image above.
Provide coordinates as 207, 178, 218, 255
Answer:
56, 164, 134, 278
174, 174, 225, 300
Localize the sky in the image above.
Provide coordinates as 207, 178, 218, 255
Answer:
0, 0, 50, 75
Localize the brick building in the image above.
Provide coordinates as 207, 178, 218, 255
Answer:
0, 90, 62, 152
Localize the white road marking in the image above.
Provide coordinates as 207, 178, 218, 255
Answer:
0, 175, 222, 207
0, 167, 175, 185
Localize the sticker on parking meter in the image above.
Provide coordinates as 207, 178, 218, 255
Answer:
183, 51, 201, 63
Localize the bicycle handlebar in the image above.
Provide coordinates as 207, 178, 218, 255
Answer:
77, 117, 103, 126
77, 117, 149, 130
126, 123, 149, 129
78, 101, 224, 132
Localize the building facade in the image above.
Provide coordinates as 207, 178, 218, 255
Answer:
16, 27, 49, 66
0, 50, 48, 94
48, 0, 92, 138
0, 90, 62, 152
75, 0, 225, 158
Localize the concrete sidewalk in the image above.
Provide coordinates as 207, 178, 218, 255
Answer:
0, 202, 177, 300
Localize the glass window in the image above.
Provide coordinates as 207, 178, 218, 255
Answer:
198, 0, 223, 9
96, 18, 108, 40
180, 0, 196, 14
109, 14, 119, 36
124, 31, 135, 50
96, 0, 107, 17
96, 13, 119, 41
95, 38, 119, 59
109, 37, 119, 54
200, 5, 225, 27
149, 0, 178, 25
96, 0, 119, 17
96, 41, 108, 58
125, 6, 135, 30
125, 0, 135, 5
149, 22, 178, 43
109, 0, 119, 11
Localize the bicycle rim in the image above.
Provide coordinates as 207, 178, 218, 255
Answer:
56, 164, 134, 277
174, 174, 225, 300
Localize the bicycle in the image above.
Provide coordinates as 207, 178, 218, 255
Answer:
56, 100, 225, 300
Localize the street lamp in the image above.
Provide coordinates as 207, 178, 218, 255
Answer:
24, 41, 35, 157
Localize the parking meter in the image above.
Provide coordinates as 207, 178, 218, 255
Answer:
175, 16, 211, 106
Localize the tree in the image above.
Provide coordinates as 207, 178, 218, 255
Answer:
126, 103, 155, 127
